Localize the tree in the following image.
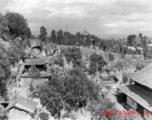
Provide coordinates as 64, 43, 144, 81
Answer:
127, 34, 136, 46
7, 39, 26, 65
5, 12, 28, 38
61, 47, 82, 67
39, 26, 47, 43
138, 33, 143, 46
0, 44, 11, 99
89, 53, 106, 74
57, 30, 64, 45
39, 67, 101, 119
23, 27, 31, 39
86, 35, 92, 46
136, 63, 145, 71
143, 36, 148, 47
51, 30, 57, 43
108, 52, 115, 61
0, 13, 9, 38
39, 112, 49, 120
139, 33, 143, 39
88, 98, 117, 120
76, 32, 81, 46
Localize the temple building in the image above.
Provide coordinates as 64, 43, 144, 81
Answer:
6, 97, 38, 120
18, 39, 51, 88
118, 63, 152, 120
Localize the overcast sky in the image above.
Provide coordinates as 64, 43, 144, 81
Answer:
1, 0, 152, 37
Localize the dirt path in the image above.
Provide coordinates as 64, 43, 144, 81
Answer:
107, 84, 126, 111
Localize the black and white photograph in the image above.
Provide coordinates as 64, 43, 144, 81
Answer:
0, 0, 152, 120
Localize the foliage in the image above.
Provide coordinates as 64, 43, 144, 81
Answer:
50, 29, 57, 43
39, 112, 49, 120
88, 98, 116, 120
58, 30, 64, 45
114, 61, 124, 71
39, 26, 47, 43
0, 44, 11, 100
61, 47, 82, 67
108, 52, 115, 61
5, 12, 28, 38
0, 107, 8, 120
122, 74, 128, 83
22, 27, 31, 39
136, 63, 145, 71
0, 13, 9, 38
89, 52, 106, 74
28, 66, 40, 78
127, 34, 137, 46
7, 39, 26, 65
39, 67, 101, 118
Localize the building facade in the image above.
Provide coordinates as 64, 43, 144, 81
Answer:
119, 63, 152, 120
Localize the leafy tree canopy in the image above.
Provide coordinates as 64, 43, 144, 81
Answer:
5, 12, 29, 38
39, 26, 47, 43
61, 47, 82, 67
39, 67, 101, 118
89, 53, 106, 74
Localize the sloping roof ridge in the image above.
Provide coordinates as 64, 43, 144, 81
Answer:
131, 62, 152, 76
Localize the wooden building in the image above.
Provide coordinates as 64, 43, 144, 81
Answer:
119, 63, 152, 120
6, 97, 38, 120
20, 49, 51, 88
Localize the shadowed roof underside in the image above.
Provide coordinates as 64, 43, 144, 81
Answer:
119, 85, 152, 111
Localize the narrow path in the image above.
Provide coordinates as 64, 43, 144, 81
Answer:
107, 84, 126, 111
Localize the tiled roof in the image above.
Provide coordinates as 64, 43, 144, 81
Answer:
24, 59, 46, 65
119, 85, 152, 111
15, 97, 38, 113
130, 63, 152, 89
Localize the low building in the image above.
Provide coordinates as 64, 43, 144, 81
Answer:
136, 47, 143, 54
119, 63, 152, 120
20, 52, 51, 88
20, 71, 51, 88
7, 97, 38, 120
147, 44, 152, 51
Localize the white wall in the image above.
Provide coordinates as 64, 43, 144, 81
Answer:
127, 96, 137, 109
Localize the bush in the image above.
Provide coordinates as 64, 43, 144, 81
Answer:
136, 63, 145, 71
122, 74, 128, 83
39, 67, 101, 118
61, 47, 82, 67
108, 52, 115, 61
89, 53, 106, 74
39, 112, 49, 120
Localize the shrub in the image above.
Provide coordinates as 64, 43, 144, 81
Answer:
39, 67, 101, 118
89, 53, 106, 74
39, 112, 49, 120
61, 47, 82, 67
136, 63, 145, 71
122, 74, 128, 83
108, 52, 115, 61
